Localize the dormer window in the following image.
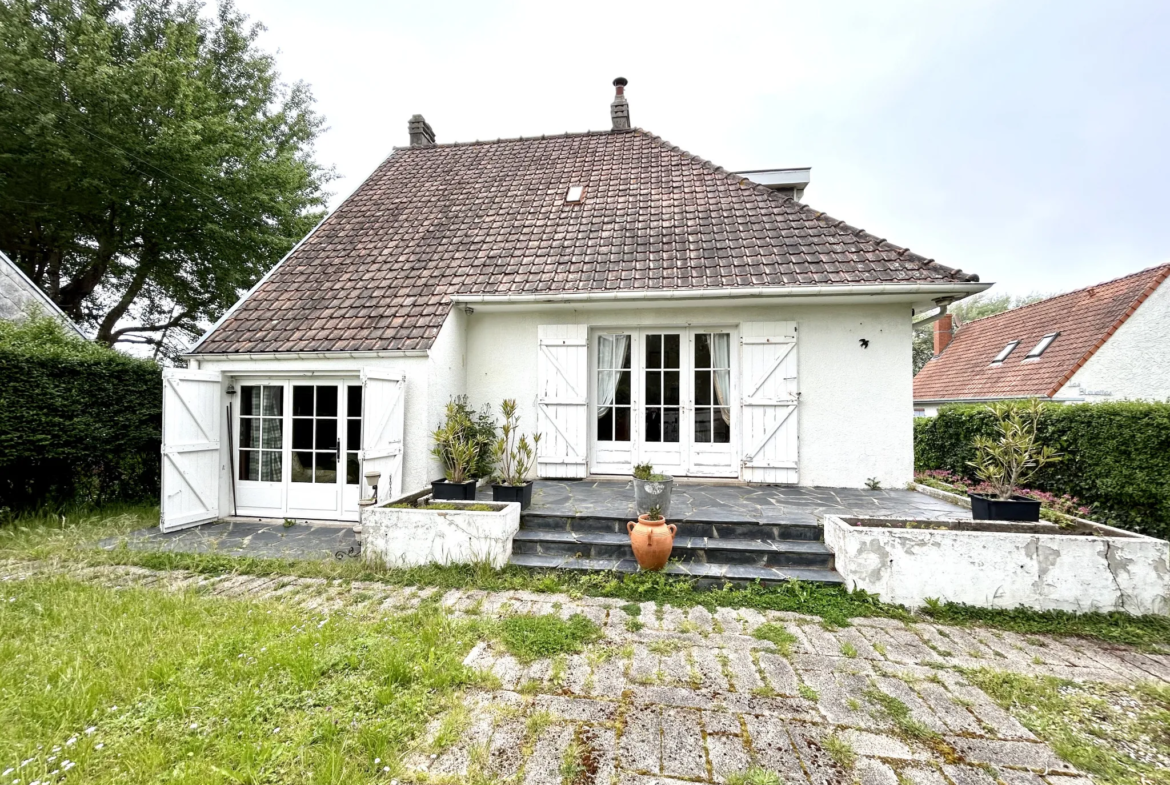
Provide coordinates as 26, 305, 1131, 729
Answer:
991, 340, 1019, 364
1026, 332, 1059, 358
565, 185, 584, 203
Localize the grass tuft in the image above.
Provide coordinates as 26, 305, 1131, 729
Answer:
498, 613, 601, 662
726, 766, 784, 785
753, 623, 799, 655
821, 733, 857, 769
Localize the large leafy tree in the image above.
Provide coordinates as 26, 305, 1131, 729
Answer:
0, 0, 331, 353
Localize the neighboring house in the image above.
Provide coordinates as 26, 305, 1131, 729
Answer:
913, 263, 1170, 416
161, 79, 987, 530
0, 250, 86, 337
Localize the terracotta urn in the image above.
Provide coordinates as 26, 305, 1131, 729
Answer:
626, 514, 678, 571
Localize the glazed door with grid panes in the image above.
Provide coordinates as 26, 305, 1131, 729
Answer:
590, 329, 736, 478
236, 380, 364, 521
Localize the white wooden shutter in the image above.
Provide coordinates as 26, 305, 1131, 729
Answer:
740, 322, 799, 484
361, 368, 406, 502
537, 324, 588, 478
160, 368, 222, 531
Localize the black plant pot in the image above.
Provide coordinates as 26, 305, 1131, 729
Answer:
969, 493, 1042, 522
431, 478, 478, 501
492, 482, 534, 509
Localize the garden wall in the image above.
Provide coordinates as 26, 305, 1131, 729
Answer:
914, 402, 1170, 540
0, 350, 162, 510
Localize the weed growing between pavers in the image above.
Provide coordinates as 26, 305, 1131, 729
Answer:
6, 504, 1170, 647
725, 766, 784, 785
752, 623, 798, 655
863, 688, 942, 743
821, 733, 857, 769
965, 669, 1170, 785
499, 613, 602, 662
0, 576, 486, 784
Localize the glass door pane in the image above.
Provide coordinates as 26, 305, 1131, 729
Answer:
694, 333, 731, 443
239, 385, 283, 481
643, 333, 680, 443
345, 384, 363, 485
596, 334, 632, 442
291, 384, 341, 484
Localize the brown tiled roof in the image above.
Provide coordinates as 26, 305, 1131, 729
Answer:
195, 129, 980, 354
913, 264, 1170, 401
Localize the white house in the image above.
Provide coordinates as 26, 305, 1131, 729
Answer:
913, 263, 1170, 416
161, 79, 987, 531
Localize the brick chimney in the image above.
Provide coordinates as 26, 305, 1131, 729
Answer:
408, 114, 435, 147
610, 77, 630, 131
933, 313, 954, 355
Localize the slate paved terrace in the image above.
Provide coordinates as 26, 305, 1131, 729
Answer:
5, 560, 1168, 785
505, 481, 970, 585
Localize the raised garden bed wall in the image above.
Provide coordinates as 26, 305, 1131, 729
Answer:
361, 496, 520, 569
823, 515, 1170, 616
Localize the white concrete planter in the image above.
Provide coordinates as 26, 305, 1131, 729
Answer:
824, 515, 1170, 616
361, 496, 520, 569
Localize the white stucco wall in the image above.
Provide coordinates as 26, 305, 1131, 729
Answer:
461, 301, 915, 489
1056, 278, 1170, 403
425, 307, 468, 481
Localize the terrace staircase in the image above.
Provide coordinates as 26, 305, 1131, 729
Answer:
508, 510, 844, 586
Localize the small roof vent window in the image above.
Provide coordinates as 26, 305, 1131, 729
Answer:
1026, 332, 1059, 358
991, 340, 1019, 364
565, 185, 584, 203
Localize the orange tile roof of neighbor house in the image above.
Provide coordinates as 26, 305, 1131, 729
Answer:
194, 81, 981, 355
913, 263, 1170, 402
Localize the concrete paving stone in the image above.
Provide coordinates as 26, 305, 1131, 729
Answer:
661, 707, 707, 779
662, 648, 692, 687
997, 770, 1046, 785
1068, 643, 1141, 675
707, 632, 769, 651
616, 774, 702, 785
872, 676, 949, 734
660, 605, 686, 632
486, 718, 527, 778
619, 706, 662, 773
911, 680, 984, 735
523, 657, 552, 685
774, 621, 816, 654
1041, 777, 1094, 785
581, 724, 618, 783
942, 764, 999, 785
563, 653, 592, 695
534, 694, 617, 723
939, 674, 1038, 741
463, 641, 491, 669
1054, 666, 1136, 685
703, 710, 743, 735
1117, 651, 1170, 682
452, 589, 487, 612
790, 653, 876, 676
873, 663, 945, 681
692, 646, 731, 692
522, 725, 574, 785
932, 627, 1001, 661
799, 623, 847, 657
743, 715, 807, 782
859, 626, 933, 664
901, 765, 951, 785
840, 729, 927, 760
631, 686, 717, 710
687, 605, 715, 633
735, 607, 769, 633
631, 644, 660, 684
852, 617, 909, 629
788, 723, 857, 785
591, 656, 629, 699
836, 627, 885, 660
721, 693, 820, 722
800, 670, 886, 731
490, 654, 525, 690
714, 607, 744, 635
758, 652, 801, 696
572, 603, 608, 626
945, 738, 1076, 773
726, 647, 764, 693
217, 576, 278, 597
708, 732, 753, 783
856, 756, 900, 785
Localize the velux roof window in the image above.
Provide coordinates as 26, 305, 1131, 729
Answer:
1026, 332, 1059, 358
565, 185, 584, 203
991, 340, 1019, 364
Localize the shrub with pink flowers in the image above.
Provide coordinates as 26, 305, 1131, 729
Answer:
914, 470, 1094, 519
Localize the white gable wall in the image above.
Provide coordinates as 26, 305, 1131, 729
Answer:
1055, 278, 1170, 402
461, 301, 914, 489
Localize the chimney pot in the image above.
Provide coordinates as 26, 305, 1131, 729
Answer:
933, 313, 954, 356
610, 77, 630, 131
408, 114, 435, 147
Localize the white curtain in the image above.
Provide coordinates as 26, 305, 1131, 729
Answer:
711, 333, 731, 425
596, 334, 630, 420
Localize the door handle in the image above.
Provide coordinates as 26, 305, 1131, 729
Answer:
336, 438, 340, 461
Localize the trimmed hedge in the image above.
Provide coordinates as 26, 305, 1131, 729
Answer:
915, 402, 1170, 540
0, 318, 162, 510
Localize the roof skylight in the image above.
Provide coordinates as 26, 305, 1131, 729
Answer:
991, 340, 1019, 364
1026, 332, 1059, 358
565, 185, 584, 203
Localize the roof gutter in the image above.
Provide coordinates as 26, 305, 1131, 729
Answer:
449, 282, 989, 306
186, 350, 429, 360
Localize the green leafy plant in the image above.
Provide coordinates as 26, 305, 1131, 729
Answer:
865, 477, 882, 490
633, 462, 666, 481
498, 613, 602, 662
643, 505, 663, 522
968, 399, 1062, 500
431, 401, 484, 483
490, 399, 541, 487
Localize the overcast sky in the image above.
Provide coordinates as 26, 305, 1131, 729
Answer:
237, 0, 1170, 298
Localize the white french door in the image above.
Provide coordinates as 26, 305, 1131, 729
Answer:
235, 379, 364, 521
589, 328, 737, 478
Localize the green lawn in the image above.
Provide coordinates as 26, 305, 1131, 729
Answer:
3, 504, 1170, 648
0, 576, 484, 784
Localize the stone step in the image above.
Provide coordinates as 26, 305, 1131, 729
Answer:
508, 552, 845, 586
520, 513, 824, 542
512, 529, 834, 570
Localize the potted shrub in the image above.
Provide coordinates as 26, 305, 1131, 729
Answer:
430, 402, 482, 501
627, 505, 677, 571
967, 398, 1061, 522
490, 399, 541, 509
633, 462, 673, 517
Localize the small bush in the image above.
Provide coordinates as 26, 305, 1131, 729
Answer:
499, 613, 602, 662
